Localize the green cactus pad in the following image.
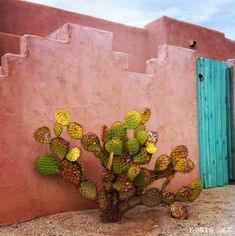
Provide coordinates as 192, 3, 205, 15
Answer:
127, 138, 140, 156
35, 154, 60, 176
67, 122, 83, 140
66, 147, 82, 162
128, 195, 142, 207
154, 155, 171, 172
127, 164, 140, 181
133, 148, 151, 165
162, 192, 175, 205
118, 189, 135, 201
53, 123, 63, 137
141, 188, 161, 207
140, 108, 151, 124
170, 145, 188, 166
112, 157, 129, 175
97, 191, 108, 210
50, 137, 69, 160
173, 159, 194, 173
113, 176, 134, 192
170, 202, 188, 219
34, 126, 51, 144
175, 186, 192, 202
81, 133, 101, 153
60, 160, 83, 186
124, 110, 142, 130
135, 130, 148, 145
54, 108, 71, 126
78, 180, 97, 200
134, 123, 146, 137
109, 122, 127, 140
105, 137, 123, 155
190, 178, 201, 189
133, 168, 155, 187
99, 149, 109, 168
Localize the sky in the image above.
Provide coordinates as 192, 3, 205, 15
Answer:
25, 0, 235, 40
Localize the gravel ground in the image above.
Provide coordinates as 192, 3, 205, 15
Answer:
1, 185, 235, 236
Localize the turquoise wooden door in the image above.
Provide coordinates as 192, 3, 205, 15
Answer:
197, 58, 234, 188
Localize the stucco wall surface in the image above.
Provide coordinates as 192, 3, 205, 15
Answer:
0, 0, 147, 73
0, 23, 198, 225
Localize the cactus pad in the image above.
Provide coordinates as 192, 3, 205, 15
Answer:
105, 137, 123, 155
124, 110, 141, 130
170, 202, 188, 219
141, 188, 161, 207
35, 154, 60, 176
109, 122, 127, 140
81, 133, 101, 153
53, 123, 63, 137
112, 157, 129, 175
78, 180, 97, 200
133, 148, 151, 164
140, 108, 151, 124
67, 122, 83, 140
34, 126, 51, 144
54, 109, 71, 126
170, 145, 188, 166
119, 189, 135, 201
97, 191, 108, 210
50, 137, 69, 160
190, 178, 201, 189
162, 192, 175, 205
99, 149, 109, 168
127, 164, 140, 181
113, 176, 134, 192
135, 130, 148, 145
154, 155, 171, 172
175, 186, 192, 202
133, 168, 155, 187
100, 125, 109, 143
146, 142, 157, 154
128, 195, 141, 207
60, 160, 83, 186
66, 147, 82, 162
174, 159, 194, 173
127, 138, 140, 156
189, 188, 201, 201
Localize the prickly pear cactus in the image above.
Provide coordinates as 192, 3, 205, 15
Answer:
34, 108, 201, 222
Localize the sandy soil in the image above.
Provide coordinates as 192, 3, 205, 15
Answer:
1, 185, 235, 236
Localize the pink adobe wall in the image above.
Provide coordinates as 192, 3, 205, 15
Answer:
1, 1, 235, 73
0, 0, 147, 73
0, 32, 20, 58
145, 16, 235, 61
0, 23, 198, 225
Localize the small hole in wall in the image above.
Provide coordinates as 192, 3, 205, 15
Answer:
199, 73, 203, 81
189, 40, 197, 49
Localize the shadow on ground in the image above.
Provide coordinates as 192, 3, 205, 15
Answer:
1, 185, 235, 236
